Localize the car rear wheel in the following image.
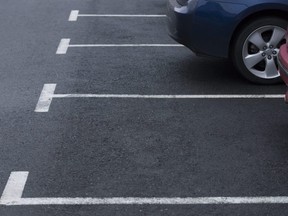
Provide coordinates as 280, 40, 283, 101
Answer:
232, 17, 287, 84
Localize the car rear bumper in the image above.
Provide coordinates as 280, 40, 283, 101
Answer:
167, 0, 198, 53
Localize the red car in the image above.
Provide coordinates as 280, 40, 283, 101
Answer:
278, 31, 288, 102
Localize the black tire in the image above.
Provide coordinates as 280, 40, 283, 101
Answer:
232, 16, 287, 84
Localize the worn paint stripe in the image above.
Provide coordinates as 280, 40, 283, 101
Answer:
34, 84, 56, 112
78, 14, 166, 17
56, 39, 70, 54
2, 172, 288, 206
68, 44, 184, 47
68, 10, 79, 21
0, 172, 29, 205
4, 197, 288, 206
52, 94, 284, 99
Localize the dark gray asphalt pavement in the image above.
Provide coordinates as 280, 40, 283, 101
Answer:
1, 0, 288, 215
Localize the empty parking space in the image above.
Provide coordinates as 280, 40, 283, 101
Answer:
2, 98, 288, 206
2, 95, 288, 215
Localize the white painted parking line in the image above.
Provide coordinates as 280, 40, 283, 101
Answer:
2, 172, 288, 205
68, 10, 79, 21
35, 84, 284, 113
56, 38, 184, 54
69, 44, 184, 47
34, 84, 56, 112
68, 10, 166, 21
6, 197, 288, 206
56, 39, 70, 54
0, 172, 29, 205
53, 94, 284, 99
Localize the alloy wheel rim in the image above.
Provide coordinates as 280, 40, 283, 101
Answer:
242, 25, 286, 80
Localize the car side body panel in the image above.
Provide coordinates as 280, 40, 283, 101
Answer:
167, 0, 288, 58
191, 1, 247, 58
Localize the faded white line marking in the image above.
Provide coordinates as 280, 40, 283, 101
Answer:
34, 84, 284, 112
68, 44, 184, 48
2, 172, 288, 206
53, 94, 284, 99
56, 38, 70, 54
78, 14, 166, 18
5, 197, 288, 206
34, 84, 56, 112
56, 39, 183, 54
0, 172, 29, 205
68, 10, 165, 21
69, 10, 79, 21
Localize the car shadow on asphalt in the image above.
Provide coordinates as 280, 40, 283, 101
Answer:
172, 53, 286, 94
177, 55, 245, 83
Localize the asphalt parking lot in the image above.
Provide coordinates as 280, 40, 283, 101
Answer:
1, 0, 288, 215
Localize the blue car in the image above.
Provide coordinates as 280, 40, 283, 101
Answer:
167, 0, 288, 84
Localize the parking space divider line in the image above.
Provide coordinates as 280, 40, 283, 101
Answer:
2, 172, 288, 205
34, 83, 284, 112
56, 39, 184, 54
79, 14, 166, 17
12, 196, 288, 205
52, 94, 284, 99
4, 196, 288, 206
68, 10, 166, 21
68, 44, 184, 47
